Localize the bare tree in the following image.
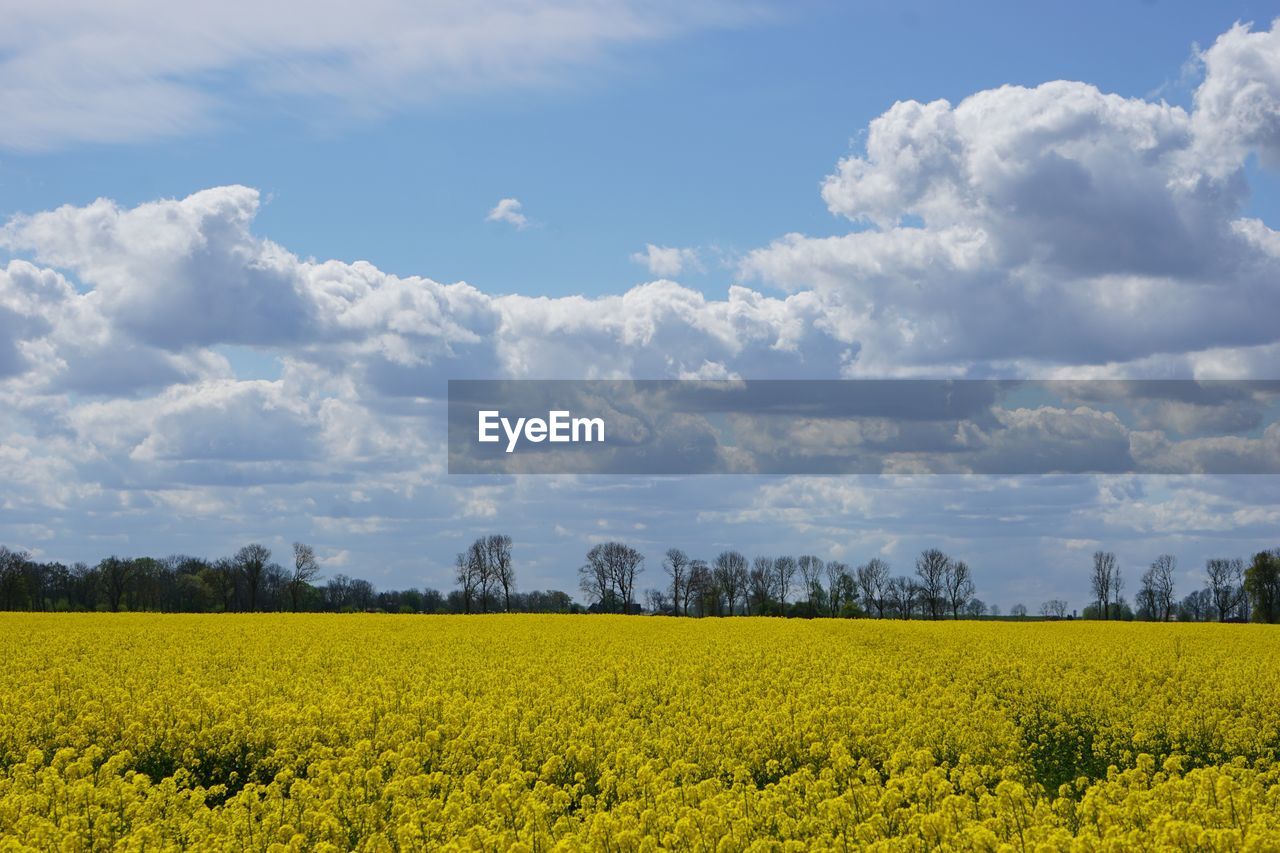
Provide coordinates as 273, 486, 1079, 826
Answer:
885, 576, 904, 618
682, 558, 704, 616
915, 549, 950, 620
1114, 568, 1126, 618
289, 542, 320, 612
887, 576, 921, 619
749, 557, 775, 615
325, 573, 353, 610
797, 555, 824, 616
944, 559, 975, 619
1090, 551, 1119, 620
644, 588, 671, 614
714, 551, 747, 616
467, 539, 493, 612
824, 561, 852, 616
263, 562, 287, 609
487, 534, 515, 611
1138, 555, 1177, 621
773, 556, 797, 615
856, 558, 889, 619
1206, 557, 1245, 622
1011, 603, 1028, 618
1152, 554, 1176, 620
209, 558, 238, 612
663, 548, 690, 616
687, 559, 716, 616
1040, 599, 1068, 618
1179, 588, 1213, 621
349, 578, 375, 610
455, 552, 478, 614
826, 559, 845, 616
580, 542, 644, 613
235, 544, 271, 612
579, 546, 612, 611
731, 557, 749, 616
1136, 569, 1156, 619
611, 544, 644, 613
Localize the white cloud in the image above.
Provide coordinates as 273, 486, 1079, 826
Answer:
0, 185, 846, 403
631, 244, 700, 277
2, 188, 310, 350
1091, 476, 1280, 534
742, 19, 1280, 375
0, 0, 759, 150
486, 198, 529, 230
459, 487, 502, 519
0, 183, 852, 547
320, 548, 351, 567
1192, 20, 1280, 172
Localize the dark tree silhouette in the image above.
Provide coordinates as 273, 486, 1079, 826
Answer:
1246, 550, 1280, 623
487, 534, 515, 611
915, 549, 950, 620
235, 544, 271, 612
1138, 555, 1176, 621
290, 542, 320, 613
1207, 557, 1245, 621
714, 551, 747, 616
99, 556, 133, 613
857, 558, 889, 619
945, 560, 974, 619
773, 556, 796, 615
663, 549, 690, 616
580, 542, 644, 613
1090, 551, 1120, 620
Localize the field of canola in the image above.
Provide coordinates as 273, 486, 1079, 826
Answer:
1, 615, 1279, 851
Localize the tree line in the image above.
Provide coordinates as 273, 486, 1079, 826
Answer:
584, 544, 983, 620
1083, 549, 1280, 623
0, 538, 573, 615
4, 537, 1280, 622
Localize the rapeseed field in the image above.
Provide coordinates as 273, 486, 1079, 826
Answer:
1, 615, 1278, 850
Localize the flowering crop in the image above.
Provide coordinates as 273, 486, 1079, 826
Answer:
1, 614, 1279, 850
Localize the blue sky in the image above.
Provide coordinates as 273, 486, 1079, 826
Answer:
2, 1, 1280, 611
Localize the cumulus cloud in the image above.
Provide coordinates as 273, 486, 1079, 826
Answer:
1192, 21, 1280, 171
0, 0, 758, 150
3, 188, 310, 351
0, 185, 848, 401
0, 258, 229, 396
0, 182, 851, 541
0, 262, 66, 379
631, 244, 701, 277
742, 19, 1280, 375
486, 198, 529, 230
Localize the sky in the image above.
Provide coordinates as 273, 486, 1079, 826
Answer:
2, 0, 1280, 612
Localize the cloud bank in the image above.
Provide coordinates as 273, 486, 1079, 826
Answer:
2, 20, 1280, 602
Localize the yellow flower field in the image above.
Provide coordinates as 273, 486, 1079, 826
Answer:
1, 615, 1279, 851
